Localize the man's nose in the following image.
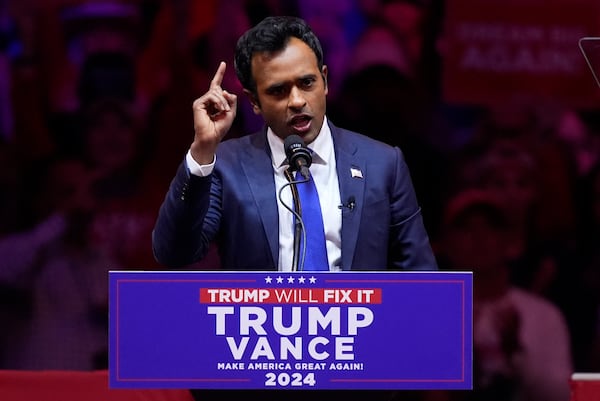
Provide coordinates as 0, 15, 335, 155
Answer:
288, 86, 306, 109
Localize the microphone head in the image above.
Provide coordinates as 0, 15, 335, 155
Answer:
284, 134, 312, 172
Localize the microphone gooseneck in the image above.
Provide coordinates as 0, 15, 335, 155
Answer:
283, 135, 313, 271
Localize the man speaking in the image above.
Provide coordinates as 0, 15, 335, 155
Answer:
152, 15, 437, 273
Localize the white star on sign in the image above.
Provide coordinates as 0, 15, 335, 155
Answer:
265, 276, 272, 284
276, 276, 284, 284
309, 276, 317, 284
287, 276, 295, 283
298, 276, 306, 284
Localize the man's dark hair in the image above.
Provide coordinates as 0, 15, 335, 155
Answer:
234, 16, 324, 95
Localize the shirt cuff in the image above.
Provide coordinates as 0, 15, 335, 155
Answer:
185, 149, 216, 177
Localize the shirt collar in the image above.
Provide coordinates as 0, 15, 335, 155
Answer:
267, 116, 333, 169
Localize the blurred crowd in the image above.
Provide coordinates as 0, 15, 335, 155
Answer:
1, 0, 600, 400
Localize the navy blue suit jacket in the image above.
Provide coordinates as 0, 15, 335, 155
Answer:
152, 122, 437, 271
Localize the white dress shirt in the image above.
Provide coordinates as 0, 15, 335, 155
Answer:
186, 117, 342, 271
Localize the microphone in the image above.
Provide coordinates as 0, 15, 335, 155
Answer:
339, 196, 356, 211
284, 135, 312, 179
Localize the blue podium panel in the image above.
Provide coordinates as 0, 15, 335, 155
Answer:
109, 271, 472, 390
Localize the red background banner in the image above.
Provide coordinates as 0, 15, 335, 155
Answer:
442, 0, 600, 108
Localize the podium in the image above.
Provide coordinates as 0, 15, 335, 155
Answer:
108, 270, 472, 391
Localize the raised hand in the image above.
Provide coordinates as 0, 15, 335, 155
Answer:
190, 61, 238, 164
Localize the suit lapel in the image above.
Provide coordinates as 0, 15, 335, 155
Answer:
237, 125, 367, 270
331, 125, 366, 270
240, 131, 279, 268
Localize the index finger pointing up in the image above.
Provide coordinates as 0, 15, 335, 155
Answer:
210, 61, 227, 89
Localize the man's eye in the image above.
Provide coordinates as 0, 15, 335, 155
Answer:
268, 86, 286, 96
301, 79, 315, 88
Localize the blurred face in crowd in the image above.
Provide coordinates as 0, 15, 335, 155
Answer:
483, 160, 537, 226
443, 209, 509, 274
248, 37, 328, 144
557, 110, 600, 176
85, 106, 138, 174
42, 160, 95, 216
380, 1, 425, 69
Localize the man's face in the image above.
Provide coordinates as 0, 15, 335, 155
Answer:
248, 37, 328, 144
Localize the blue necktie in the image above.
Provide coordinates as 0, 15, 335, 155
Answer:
295, 171, 329, 271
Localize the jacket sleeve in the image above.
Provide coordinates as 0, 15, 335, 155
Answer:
152, 161, 221, 267
388, 146, 438, 270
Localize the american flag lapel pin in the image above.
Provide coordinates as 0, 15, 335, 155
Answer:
350, 167, 363, 179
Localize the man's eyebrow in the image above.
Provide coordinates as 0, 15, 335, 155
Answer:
265, 82, 287, 92
298, 73, 318, 80
265, 74, 319, 91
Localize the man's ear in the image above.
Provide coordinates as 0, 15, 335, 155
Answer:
322, 65, 329, 95
243, 89, 261, 115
